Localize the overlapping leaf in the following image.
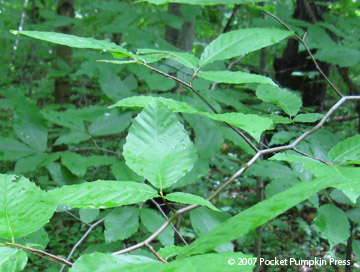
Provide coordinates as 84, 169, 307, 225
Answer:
328, 134, 360, 164
165, 192, 219, 211
123, 102, 198, 189
256, 84, 302, 116
199, 28, 292, 67
0, 174, 56, 240
198, 70, 277, 86
46, 180, 158, 209
111, 96, 273, 141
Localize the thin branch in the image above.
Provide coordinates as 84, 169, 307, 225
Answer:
59, 218, 105, 272
223, 5, 240, 33
145, 243, 168, 263
112, 95, 360, 256
140, 63, 259, 152
151, 199, 188, 245
263, 11, 343, 98
293, 147, 331, 165
4, 242, 73, 267
11, 0, 29, 63
68, 147, 121, 157
63, 210, 91, 227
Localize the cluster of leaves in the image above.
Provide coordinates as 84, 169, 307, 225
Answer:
0, 0, 359, 271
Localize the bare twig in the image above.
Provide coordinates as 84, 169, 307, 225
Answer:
68, 147, 121, 157
140, 63, 259, 152
145, 243, 168, 263
4, 242, 73, 267
59, 218, 104, 272
150, 199, 188, 245
112, 95, 360, 256
263, 11, 343, 98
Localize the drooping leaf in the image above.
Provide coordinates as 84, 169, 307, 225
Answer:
269, 131, 295, 146
0, 137, 37, 161
0, 247, 28, 272
46, 180, 158, 209
256, 84, 302, 116
99, 69, 133, 101
104, 207, 139, 242
140, 208, 174, 246
198, 70, 277, 86
138, 48, 199, 69
111, 96, 273, 142
328, 134, 360, 165
13, 99, 47, 152
178, 176, 350, 257
314, 46, 360, 67
199, 28, 291, 67
314, 204, 350, 248
89, 111, 132, 136
69, 253, 159, 272
42, 110, 85, 131
11, 30, 137, 60
123, 102, 198, 189
165, 192, 219, 211
61, 153, 116, 177
142, 0, 262, 5
69, 252, 254, 272
54, 132, 91, 146
0, 174, 56, 240
293, 113, 324, 123
79, 209, 100, 224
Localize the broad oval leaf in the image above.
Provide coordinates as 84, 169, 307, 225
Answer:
256, 84, 302, 116
46, 180, 158, 209
0, 247, 28, 272
198, 70, 277, 86
0, 174, 56, 240
111, 96, 273, 142
328, 134, 360, 165
314, 204, 350, 248
123, 102, 198, 189
199, 28, 291, 67
165, 192, 219, 211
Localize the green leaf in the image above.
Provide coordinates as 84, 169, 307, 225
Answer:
14, 153, 48, 174
69, 253, 159, 272
328, 134, 360, 165
89, 111, 132, 136
198, 71, 277, 86
269, 131, 295, 146
54, 132, 90, 146
13, 100, 47, 152
199, 28, 291, 67
138, 48, 199, 69
104, 207, 139, 242
314, 204, 350, 248
70, 251, 255, 272
144, 73, 176, 92
79, 209, 100, 224
165, 192, 219, 211
123, 102, 198, 189
0, 247, 27, 272
293, 113, 324, 123
0, 137, 37, 161
178, 176, 345, 257
11, 30, 137, 60
142, 0, 262, 5
314, 46, 360, 67
256, 84, 302, 116
42, 110, 85, 131
112, 162, 144, 182
140, 208, 174, 246
0, 174, 56, 240
47, 180, 158, 209
61, 153, 116, 177
99, 69, 133, 101
111, 96, 273, 142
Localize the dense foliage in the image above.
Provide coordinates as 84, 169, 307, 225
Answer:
0, 0, 359, 271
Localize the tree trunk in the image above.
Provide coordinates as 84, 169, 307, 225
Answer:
54, 0, 74, 103
273, 0, 331, 110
